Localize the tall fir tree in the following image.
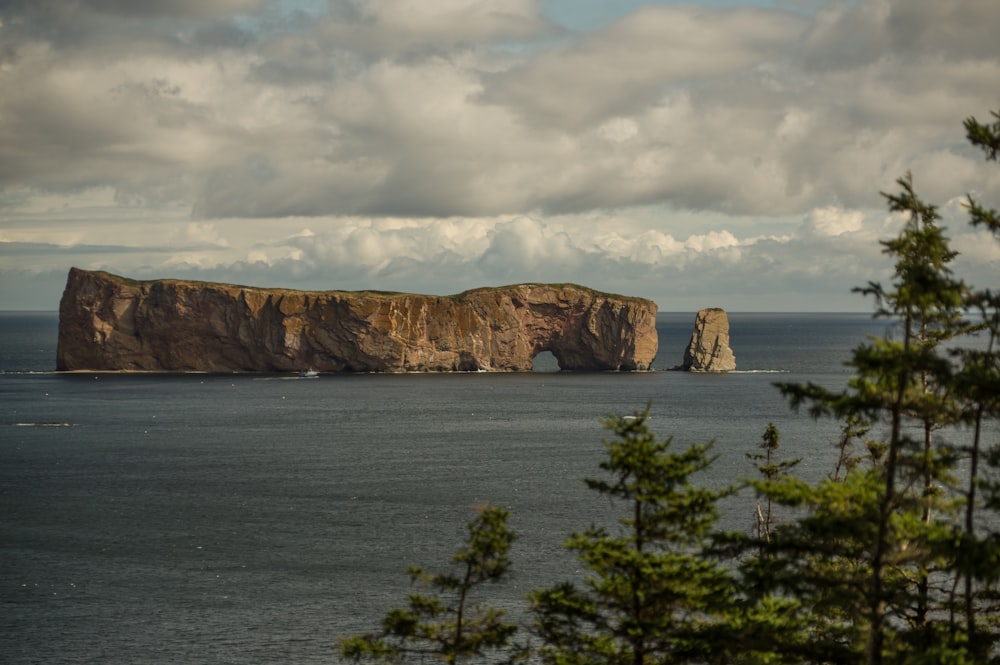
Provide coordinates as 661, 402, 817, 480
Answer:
759, 107, 1000, 661
769, 173, 971, 663
949, 108, 1000, 656
527, 407, 734, 665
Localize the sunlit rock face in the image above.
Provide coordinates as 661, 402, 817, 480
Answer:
676, 307, 736, 372
57, 268, 658, 373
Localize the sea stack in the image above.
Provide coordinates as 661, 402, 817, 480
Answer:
56, 268, 658, 373
676, 307, 736, 372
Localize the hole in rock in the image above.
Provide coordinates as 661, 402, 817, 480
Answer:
531, 350, 560, 372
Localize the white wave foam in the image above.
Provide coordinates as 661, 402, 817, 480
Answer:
15, 422, 75, 427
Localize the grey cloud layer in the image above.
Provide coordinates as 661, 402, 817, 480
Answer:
1, 0, 999, 312
2, 0, 998, 219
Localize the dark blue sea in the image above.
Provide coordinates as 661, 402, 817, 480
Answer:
1, 311, 890, 663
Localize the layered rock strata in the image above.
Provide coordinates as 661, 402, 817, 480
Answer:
57, 268, 658, 372
676, 307, 736, 372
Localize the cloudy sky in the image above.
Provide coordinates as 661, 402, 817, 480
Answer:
1, 0, 998, 312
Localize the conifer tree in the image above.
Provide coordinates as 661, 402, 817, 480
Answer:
775, 179, 966, 661
527, 407, 734, 665
947, 108, 1000, 655
718, 109, 1000, 665
754, 114, 1000, 664
339, 505, 518, 664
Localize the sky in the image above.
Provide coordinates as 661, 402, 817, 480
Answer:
1, 0, 998, 312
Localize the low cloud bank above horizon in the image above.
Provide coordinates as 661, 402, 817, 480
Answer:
1, 0, 998, 311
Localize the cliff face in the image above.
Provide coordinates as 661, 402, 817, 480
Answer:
677, 307, 736, 372
57, 268, 658, 372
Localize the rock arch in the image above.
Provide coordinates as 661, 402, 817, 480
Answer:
57, 269, 659, 373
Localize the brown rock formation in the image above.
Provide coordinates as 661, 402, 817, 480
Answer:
676, 307, 736, 372
56, 268, 658, 372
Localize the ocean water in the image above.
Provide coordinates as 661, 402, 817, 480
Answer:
1, 311, 892, 664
